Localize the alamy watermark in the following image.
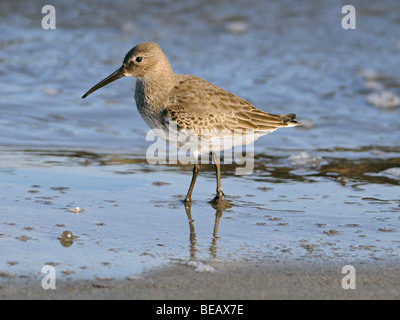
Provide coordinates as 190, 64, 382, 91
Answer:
145, 122, 255, 175
41, 4, 356, 31
341, 5, 356, 30
341, 265, 356, 289
41, 265, 56, 289
41, 5, 56, 29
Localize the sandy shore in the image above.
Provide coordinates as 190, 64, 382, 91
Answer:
1, 260, 399, 300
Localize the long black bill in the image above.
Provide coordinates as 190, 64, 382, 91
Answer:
82, 66, 125, 99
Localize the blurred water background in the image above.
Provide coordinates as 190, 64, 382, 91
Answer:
0, 0, 399, 280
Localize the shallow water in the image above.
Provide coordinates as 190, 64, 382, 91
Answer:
1, 0, 400, 280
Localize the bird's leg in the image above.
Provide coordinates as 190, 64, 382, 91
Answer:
184, 164, 200, 203
210, 152, 224, 204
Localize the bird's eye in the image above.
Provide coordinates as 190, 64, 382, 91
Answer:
136, 57, 143, 62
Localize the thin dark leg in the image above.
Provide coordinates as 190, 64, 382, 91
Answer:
210, 153, 224, 204
184, 164, 200, 203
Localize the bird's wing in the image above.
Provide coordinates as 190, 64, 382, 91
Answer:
163, 75, 297, 136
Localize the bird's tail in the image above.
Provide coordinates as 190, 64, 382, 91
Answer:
279, 113, 300, 127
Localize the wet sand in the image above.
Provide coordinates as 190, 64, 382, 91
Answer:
1, 260, 399, 300
1, 150, 399, 301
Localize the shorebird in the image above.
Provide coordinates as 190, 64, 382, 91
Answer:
82, 42, 299, 204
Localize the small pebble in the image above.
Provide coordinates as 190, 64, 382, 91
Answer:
69, 207, 83, 214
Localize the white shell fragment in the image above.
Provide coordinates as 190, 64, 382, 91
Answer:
68, 206, 83, 214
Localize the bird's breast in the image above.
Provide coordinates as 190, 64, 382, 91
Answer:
134, 82, 167, 130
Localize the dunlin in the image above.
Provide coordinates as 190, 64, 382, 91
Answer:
82, 42, 299, 204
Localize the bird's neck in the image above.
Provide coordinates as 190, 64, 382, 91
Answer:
135, 70, 175, 113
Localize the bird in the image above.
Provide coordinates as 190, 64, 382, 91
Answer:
82, 42, 299, 204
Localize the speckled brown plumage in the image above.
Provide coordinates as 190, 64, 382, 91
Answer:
163, 75, 297, 136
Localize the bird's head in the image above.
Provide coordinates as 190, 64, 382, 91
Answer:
82, 42, 171, 99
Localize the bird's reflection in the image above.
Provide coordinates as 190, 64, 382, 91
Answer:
184, 200, 230, 260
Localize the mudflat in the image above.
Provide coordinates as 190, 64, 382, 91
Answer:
1, 260, 399, 300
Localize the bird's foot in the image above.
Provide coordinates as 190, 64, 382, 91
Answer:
210, 190, 225, 205
210, 195, 223, 204
210, 192, 232, 210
